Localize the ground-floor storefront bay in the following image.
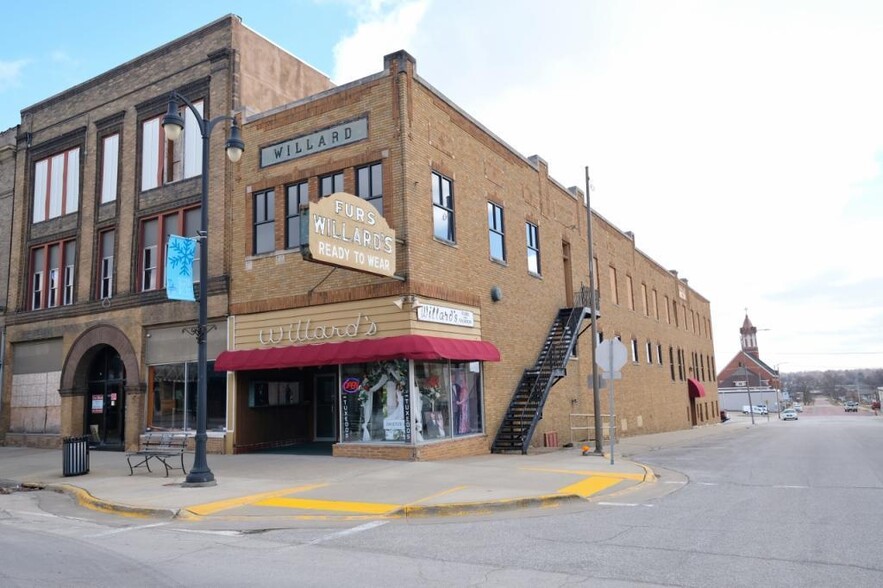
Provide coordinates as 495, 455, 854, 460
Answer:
3, 295, 500, 460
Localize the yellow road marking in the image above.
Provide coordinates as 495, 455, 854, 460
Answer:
184, 484, 328, 516
406, 485, 469, 506
558, 476, 622, 497
257, 497, 400, 515
524, 467, 646, 481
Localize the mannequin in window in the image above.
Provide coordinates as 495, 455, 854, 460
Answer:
455, 382, 470, 434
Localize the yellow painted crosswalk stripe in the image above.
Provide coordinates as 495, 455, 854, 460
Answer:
257, 497, 400, 515
524, 467, 647, 481
557, 476, 622, 497
184, 484, 328, 515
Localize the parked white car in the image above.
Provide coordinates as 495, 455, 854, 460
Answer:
742, 405, 768, 415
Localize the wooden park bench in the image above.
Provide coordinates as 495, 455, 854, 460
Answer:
126, 432, 190, 477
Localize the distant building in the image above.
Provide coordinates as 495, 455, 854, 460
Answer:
717, 313, 780, 411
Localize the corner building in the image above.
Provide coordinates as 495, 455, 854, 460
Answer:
1, 16, 333, 451
222, 50, 720, 460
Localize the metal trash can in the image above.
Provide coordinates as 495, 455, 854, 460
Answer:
62, 435, 90, 477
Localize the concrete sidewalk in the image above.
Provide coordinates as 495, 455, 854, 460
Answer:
1, 423, 751, 520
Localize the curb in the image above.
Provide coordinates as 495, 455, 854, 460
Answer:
12, 459, 657, 521
397, 493, 585, 518
43, 483, 178, 519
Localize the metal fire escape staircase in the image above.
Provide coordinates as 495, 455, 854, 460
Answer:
492, 306, 590, 454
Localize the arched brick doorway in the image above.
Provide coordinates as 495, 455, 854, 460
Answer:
60, 325, 142, 451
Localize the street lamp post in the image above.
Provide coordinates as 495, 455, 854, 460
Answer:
162, 92, 244, 487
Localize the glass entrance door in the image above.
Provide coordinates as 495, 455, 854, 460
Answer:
314, 373, 337, 441
86, 346, 126, 449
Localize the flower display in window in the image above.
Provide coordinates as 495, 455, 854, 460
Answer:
420, 374, 441, 409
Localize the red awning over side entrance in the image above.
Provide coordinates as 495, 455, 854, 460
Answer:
688, 377, 706, 398
214, 334, 501, 372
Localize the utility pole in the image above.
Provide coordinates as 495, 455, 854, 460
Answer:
585, 167, 603, 454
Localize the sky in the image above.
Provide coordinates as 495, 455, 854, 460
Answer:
2, 0, 881, 373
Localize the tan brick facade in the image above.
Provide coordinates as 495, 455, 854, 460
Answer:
0, 16, 332, 451
222, 50, 718, 460
0, 19, 717, 462
0, 127, 16, 438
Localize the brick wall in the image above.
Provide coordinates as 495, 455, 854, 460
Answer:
230, 50, 718, 457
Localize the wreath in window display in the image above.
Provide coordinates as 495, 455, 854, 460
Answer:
357, 360, 407, 441
419, 375, 441, 411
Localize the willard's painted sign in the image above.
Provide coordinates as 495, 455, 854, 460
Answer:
417, 304, 475, 327
302, 191, 396, 278
260, 118, 368, 167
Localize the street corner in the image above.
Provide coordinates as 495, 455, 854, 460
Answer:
44, 483, 178, 520
174, 483, 405, 521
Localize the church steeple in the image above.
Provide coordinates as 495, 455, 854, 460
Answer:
740, 311, 759, 359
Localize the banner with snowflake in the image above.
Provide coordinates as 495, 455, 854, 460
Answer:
165, 235, 197, 301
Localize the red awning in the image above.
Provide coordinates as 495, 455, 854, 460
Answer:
688, 377, 706, 398
214, 334, 501, 372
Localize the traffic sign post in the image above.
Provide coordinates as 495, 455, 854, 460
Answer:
596, 339, 628, 465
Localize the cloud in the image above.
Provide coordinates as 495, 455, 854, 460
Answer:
0, 59, 29, 92
49, 50, 78, 67
332, 0, 883, 369
331, 0, 430, 83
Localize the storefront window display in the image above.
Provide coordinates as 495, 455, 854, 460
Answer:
415, 360, 483, 440
150, 361, 226, 431
341, 360, 409, 442
415, 362, 450, 440
451, 361, 483, 436
340, 359, 484, 444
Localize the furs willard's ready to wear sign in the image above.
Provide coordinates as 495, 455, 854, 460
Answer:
165, 235, 197, 301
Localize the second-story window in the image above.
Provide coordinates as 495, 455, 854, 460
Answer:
320, 171, 343, 197
33, 147, 80, 223
286, 182, 309, 249
254, 189, 275, 255
609, 266, 619, 305
142, 219, 159, 291
139, 207, 200, 292
62, 240, 75, 306
356, 163, 383, 214
526, 221, 540, 274
487, 202, 505, 262
100, 133, 119, 204
141, 100, 203, 191
98, 229, 115, 300
431, 171, 455, 242
30, 239, 76, 310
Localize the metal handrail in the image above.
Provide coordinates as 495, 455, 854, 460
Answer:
516, 306, 585, 451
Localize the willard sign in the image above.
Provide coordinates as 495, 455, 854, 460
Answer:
302, 192, 396, 278
260, 118, 368, 167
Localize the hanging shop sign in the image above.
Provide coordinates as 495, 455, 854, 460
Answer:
301, 191, 396, 278
260, 117, 368, 167
417, 303, 475, 327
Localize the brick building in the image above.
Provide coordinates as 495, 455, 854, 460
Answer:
0, 15, 332, 451
217, 50, 719, 459
716, 313, 780, 412
0, 126, 16, 425
0, 18, 718, 459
